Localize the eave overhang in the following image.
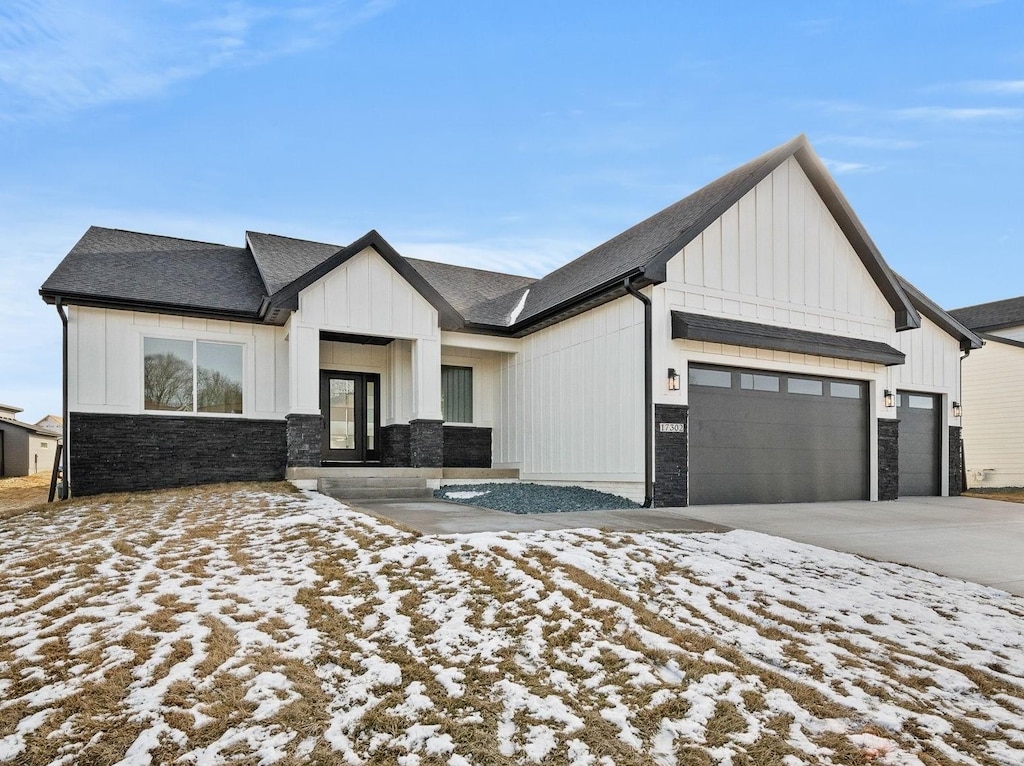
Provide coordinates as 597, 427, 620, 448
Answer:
671, 310, 906, 367
39, 290, 262, 324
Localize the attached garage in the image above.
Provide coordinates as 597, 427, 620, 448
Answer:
897, 391, 941, 496
686, 364, 869, 505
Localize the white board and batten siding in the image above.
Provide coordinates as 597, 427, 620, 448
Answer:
653, 156, 898, 434
289, 247, 443, 419
961, 337, 1024, 488
68, 306, 289, 418
495, 295, 646, 501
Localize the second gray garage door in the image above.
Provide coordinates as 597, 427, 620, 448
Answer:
897, 391, 941, 496
687, 364, 869, 505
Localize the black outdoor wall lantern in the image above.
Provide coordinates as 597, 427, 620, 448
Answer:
668, 368, 681, 391
884, 389, 895, 408
952, 401, 962, 418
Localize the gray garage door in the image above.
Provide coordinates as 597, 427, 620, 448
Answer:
687, 365, 869, 505
897, 391, 941, 496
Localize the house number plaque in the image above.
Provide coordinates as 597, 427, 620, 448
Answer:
659, 423, 686, 433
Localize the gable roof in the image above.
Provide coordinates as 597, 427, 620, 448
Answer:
41, 135, 923, 337
507, 134, 919, 332
949, 295, 1024, 333
895, 275, 982, 351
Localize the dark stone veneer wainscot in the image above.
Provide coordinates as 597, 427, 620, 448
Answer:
654, 404, 688, 507
877, 418, 899, 501
70, 412, 286, 496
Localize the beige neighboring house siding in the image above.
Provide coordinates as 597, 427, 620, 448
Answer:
0, 422, 59, 477
961, 332, 1024, 488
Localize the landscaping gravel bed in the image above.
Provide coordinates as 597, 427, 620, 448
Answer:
435, 482, 640, 513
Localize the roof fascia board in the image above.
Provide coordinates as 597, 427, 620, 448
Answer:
38, 290, 261, 323
977, 332, 1024, 350
672, 310, 907, 366
267, 230, 465, 330
643, 137, 921, 334
792, 144, 920, 332
896, 278, 983, 351
506, 271, 654, 336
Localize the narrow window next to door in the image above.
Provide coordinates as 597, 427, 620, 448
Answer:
441, 365, 473, 423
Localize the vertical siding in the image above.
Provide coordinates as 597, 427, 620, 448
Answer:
67, 306, 289, 418
891, 316, 960, 394
497, 296, 644, 480
665, 157, 894, 342
961, 340, 1024, 488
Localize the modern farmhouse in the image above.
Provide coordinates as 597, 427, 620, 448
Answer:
40, 135, 981, 504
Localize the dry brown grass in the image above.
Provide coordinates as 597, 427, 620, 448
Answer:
0, 471, 51, 516
964, 488, 1024, 503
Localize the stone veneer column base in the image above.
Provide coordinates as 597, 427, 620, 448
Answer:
442, 426, 492, 468
654, 404, 688, 507
949, 425, 964, 496
878, 418, 899, 501
286, 414, 322, 468
410, 419, 443, 468
381, 424, 411, 467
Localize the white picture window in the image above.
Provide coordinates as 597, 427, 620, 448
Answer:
144, 338, 244, 414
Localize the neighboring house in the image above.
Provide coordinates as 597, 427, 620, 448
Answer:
949, 296, 1024, 488
0, 404, 60, 478
34, 415, 63, 435
39, 135, 981, 504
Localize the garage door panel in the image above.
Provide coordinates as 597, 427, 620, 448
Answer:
898, 391, 940, 496
688, 364, 868, 505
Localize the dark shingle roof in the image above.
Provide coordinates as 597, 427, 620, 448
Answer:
514, 140, 796, 325
246, 231, 342, 296
405, 259, 536, 325
41, 136, 923, 337
40, 227, 266, 317
949, 296, 1024, 332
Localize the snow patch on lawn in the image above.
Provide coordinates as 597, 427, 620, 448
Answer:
0, 485, 1022, 765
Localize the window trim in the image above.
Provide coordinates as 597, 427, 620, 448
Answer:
142, 335, 246, 416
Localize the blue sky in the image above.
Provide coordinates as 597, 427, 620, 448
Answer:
2, 0, 1022, 421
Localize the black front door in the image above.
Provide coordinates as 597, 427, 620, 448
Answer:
320, 371, 380, 462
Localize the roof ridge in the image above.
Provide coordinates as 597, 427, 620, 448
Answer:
87, 225, 234, 249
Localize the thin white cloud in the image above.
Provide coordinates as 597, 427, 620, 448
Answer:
894, 106, 1024, 121
816, 135, 919, 150
821, 158, 881, 175
962, 80, 1024, 95
0, 0, 393, 120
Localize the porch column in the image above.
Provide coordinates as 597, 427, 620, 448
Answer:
410, 337, 443, 467
286, 322, 322, 467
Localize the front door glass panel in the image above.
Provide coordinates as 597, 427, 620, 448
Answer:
329, 378, 356, 450
321, 372, 380, 462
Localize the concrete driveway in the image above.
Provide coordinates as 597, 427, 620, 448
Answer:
680, 495, 1024, 596
349, 494, 1024, 596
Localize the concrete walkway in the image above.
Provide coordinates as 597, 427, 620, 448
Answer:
348, 495, 1024, 596
349, 498, 728, 534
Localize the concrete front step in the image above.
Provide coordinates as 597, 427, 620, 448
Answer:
319, 476, 428, 490
320, 485, 435, 501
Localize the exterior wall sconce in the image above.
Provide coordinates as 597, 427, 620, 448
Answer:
668, 368, 680, 391
884, 389, 895, 408
952, 401, 962, 418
